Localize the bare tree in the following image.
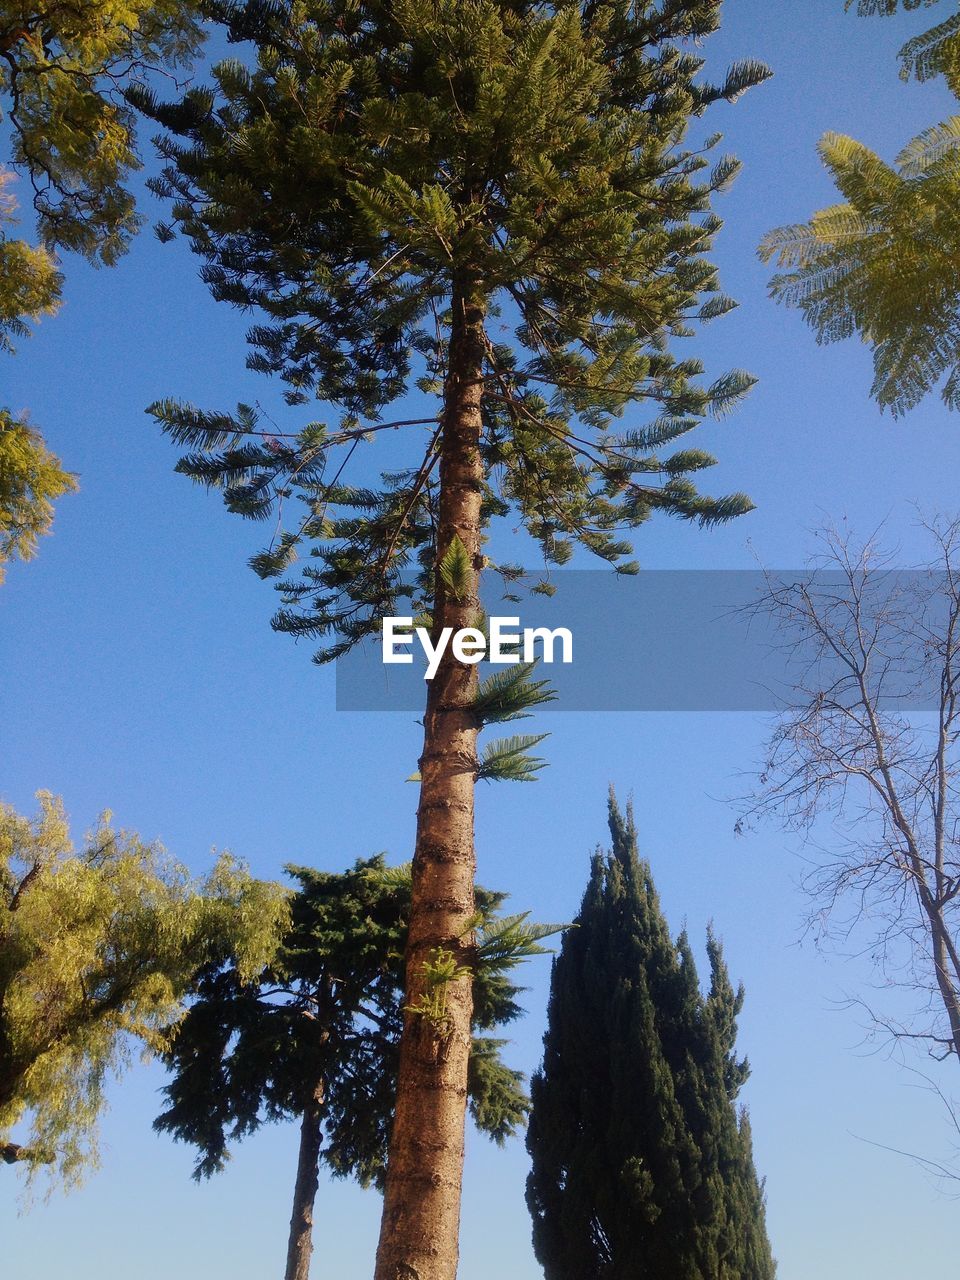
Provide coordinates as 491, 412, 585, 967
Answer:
744, 517, 960, 1068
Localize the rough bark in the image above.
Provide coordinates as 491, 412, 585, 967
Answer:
373, 282, 486, 1280
285, 1083, 325, 1280
929, 915, 960, 1060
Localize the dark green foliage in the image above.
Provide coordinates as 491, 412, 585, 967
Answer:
137, 0, 768, 658
155, 857, 553, 1185
525, 795, 775, 1280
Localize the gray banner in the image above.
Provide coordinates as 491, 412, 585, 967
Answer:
335, 569, 950, 712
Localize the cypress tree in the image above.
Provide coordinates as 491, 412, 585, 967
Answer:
132, 6, 769, 1274
525, 794, 775, 1279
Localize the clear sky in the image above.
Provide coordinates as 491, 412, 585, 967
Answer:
4, 2, 960, 1277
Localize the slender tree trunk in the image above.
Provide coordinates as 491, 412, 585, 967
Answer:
373, 281, 486, 1280
929, 916, 960, 1060
285, 1084, 325, 1280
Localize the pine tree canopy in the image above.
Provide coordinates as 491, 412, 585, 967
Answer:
525, 793, 775, 1280
0, 792, 287, 1185
760, 1, 960, 417
138, 0, 769, 658
154, 856, 558, 1186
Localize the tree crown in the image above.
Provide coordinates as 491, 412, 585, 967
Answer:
760, 0, 960, 416
139, 0, 768, 657
525, 793, 774, 1279
155, 855, 558, 1186
0, 791, 286, 1185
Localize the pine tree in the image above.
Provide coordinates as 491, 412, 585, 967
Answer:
759, 1, 960, 416
525, 794, 775, 1280
155, 857, 556, 1280
134, 6, 769, 1274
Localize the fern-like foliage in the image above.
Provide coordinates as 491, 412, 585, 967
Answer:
471, 663, 556, 725
847, 2, 941, 16
900, 13, 960, 82
473, 912, 564, 970
438, 534, 471, 602
760, 123, 960, 416
764, 2, 960, 415
898, 114, 960, 173
477, 734, 549, 783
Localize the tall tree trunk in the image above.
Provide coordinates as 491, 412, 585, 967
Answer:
929, 915, 960, 1060
373, 282, 486, 1280
285, 1083, 325, 1280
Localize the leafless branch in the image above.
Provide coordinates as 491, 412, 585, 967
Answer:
744, 517, 960, 1070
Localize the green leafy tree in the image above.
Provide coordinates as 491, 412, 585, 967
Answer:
1, 0, 202, 260
0, 171, 59, 340
0, 791, 287, 1185
0, 409, 76, 582
135, 4, 768, 1274
0, 0, 204, 578
155, 857, 556, 1280
760, 1, 960, 416
0, 172, 74, 579
526, 794, 775, 1280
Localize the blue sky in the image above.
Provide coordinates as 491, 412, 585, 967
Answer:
4, 2, 960, 1276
